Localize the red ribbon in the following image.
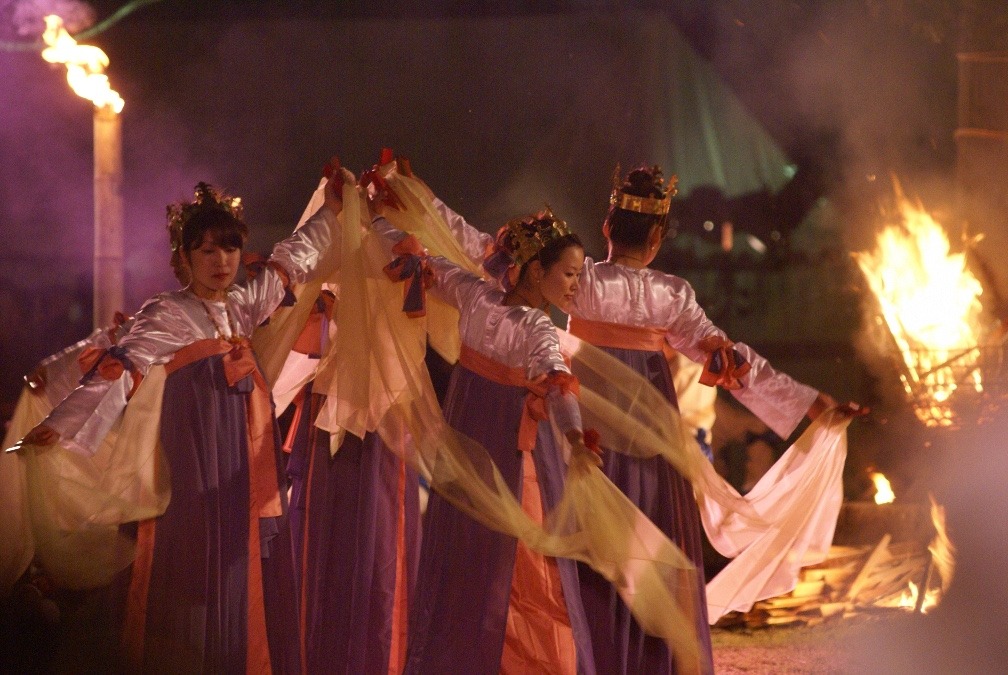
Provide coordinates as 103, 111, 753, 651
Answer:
383, 235, 434, 318
697, 335, 751, 390
78, 346, 143, 398
518, 372, 581, 454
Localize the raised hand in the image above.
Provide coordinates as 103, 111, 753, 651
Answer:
322, 156, 357, 215
6, 424, 61, 453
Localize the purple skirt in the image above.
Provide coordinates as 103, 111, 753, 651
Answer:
287, 390, 420, 674
139, 352, 300, 673
574, 347, 713, 675
405, 364, 595, 675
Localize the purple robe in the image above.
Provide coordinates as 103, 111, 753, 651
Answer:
287, 386, 420, 674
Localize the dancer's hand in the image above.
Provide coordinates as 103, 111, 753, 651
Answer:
807, 392, 869, 420
7, 424, 60, 453
566, 429, 603, 468
323, 156, 356, 215
24, 367, 46, 393
571, 440, 603, 468
366, 186, 395, 221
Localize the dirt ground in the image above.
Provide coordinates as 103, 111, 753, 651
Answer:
711, 613, 891, 674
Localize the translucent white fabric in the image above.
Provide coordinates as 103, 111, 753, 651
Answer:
374, 166, 855, 625
700, 410, 850, 621
1, 323, 132, 592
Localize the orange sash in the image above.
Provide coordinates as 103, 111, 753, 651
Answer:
458, 344, 578, 453
567, 316, 668, 352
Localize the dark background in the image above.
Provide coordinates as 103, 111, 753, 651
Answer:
1, 0, 1000, 497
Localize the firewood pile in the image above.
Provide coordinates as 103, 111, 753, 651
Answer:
715, 534, 936, 629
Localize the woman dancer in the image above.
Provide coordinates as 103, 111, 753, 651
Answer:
571, 165, 863, 674
415, 165, 859, 673
370, 203, 600, 674
20, 180, 341, 673
276, 167, 420, 675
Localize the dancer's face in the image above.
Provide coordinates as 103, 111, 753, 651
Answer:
184, 232, 241, 300
539, 244, 584, 313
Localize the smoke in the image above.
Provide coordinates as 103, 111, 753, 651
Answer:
842, 411, 1008, 672
2, 0, 94, 38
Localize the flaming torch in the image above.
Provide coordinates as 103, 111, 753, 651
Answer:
855, 184, 1007, 428
41, 15, 124, 329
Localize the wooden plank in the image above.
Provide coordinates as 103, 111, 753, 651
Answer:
845, 534, 892, 602
791, 579, 826, 598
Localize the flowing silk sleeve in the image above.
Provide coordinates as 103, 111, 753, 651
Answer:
42, 298, 187, 456
236, 204, 337, 329
431, 197, 494, 268
527, 312, 582, 435
657, 275, 818, 439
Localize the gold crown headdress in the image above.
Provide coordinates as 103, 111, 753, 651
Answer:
496, 206, 572, 268
609, 164, 678, 215
166, 182, 244, 252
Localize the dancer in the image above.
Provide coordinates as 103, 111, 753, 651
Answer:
405, 163, 862, 673
18, 180, 341, 673
275, 168, 420, 675
569, 165, 865, 674
370, 202, 601, 674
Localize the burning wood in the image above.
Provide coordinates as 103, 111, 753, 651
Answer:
854, 182, 1006, 427
716, 498, 956, 629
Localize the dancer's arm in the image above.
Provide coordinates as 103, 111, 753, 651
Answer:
24, 298, 185, 454
239, 169, 345, 327
657, 273, 823, 439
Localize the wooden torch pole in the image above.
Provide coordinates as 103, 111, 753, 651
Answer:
92, 103, 124, 329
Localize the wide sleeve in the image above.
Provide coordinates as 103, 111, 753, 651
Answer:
724, 344, 820, 440
237, 204, 337, 328
526, 312, 582, 436
41, 298, 186, 456
659, 275, 819, 440
431, 197, 495, 268
372, 214, 485, 312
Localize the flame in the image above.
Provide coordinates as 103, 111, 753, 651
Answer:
928, 494, 956, 592
895, 495, 956, 614
870, 472, 895, 505
854, 184, 986, 426
898, 580, 940, 613
41, 15, 124, 113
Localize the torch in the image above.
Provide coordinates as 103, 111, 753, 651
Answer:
40, 15, 124, 330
